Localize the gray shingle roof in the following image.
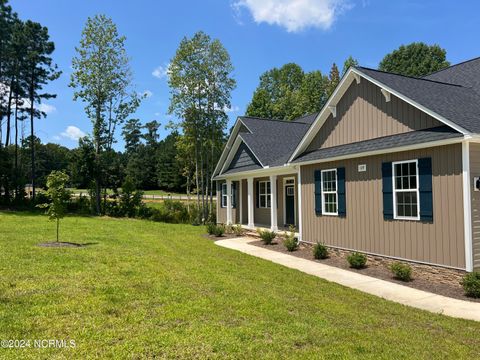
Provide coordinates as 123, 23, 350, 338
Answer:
237, 115, 314, 167
292, 126, 462, 164
356, 67, 480, 133
424, 57, 480, 95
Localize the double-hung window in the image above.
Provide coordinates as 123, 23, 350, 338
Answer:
258, 181, 271, 208
321, 169, 338, 215
221, 183, 228, 208
392, 160, 420, 220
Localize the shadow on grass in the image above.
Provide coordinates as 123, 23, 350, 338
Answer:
37, 241, 99, 248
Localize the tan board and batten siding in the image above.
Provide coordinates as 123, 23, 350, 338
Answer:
301, 144, 466, 269
307, 80, 442, 151
470, 143, 480, 271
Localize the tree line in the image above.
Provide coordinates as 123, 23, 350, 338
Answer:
0, 0, 451, 223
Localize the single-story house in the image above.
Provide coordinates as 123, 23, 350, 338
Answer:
213, 57, 480, 272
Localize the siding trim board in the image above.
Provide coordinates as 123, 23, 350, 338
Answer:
463, 142, 474, 272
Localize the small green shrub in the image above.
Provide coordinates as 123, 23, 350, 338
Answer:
206, 223, 217, 235
232, 224, 244, 236
257, 229, 276, 245
390, 262, 412, 281
461, 272, 480, 298
213, 224, 225, 237
283, 226, 298, 251
313, 243, 329, 259
347, 252, 367, 269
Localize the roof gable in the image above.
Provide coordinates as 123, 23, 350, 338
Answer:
223, 142, 262, 174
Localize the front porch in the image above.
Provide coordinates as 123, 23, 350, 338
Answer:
217, 172, 301, 234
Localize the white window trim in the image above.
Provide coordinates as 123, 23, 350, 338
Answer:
221, 183, 228, 208
258, 180, 271, 209
392, 159, 420, 221
321, 169, 338, 216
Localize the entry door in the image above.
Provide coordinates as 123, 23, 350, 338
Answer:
285, 182, 295, 226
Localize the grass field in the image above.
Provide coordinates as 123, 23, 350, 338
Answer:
0, 212, 479, 359
70, 188, 189, 197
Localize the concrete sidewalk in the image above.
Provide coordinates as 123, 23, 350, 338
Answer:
216, 237, 480, 322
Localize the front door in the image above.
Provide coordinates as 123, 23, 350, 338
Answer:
285, 184, 295, 226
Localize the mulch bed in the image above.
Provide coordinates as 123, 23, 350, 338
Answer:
251, 239, 480, 303
38, 242, 88, 248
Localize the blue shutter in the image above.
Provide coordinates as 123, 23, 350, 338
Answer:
314, 170, 322, 215
418, 157, 433, 222
337, 167, 346, 217
232, 182, 237, 208
382, 162, 393, 220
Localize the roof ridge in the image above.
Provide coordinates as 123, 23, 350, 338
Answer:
423, 56, 480, 77
240, 115, 311, 125
356, 66, 465, 88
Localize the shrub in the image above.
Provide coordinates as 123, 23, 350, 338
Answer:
283, 225, 298, 251
206, 223, 217, 235
313, 243, 329, 259
461, 272, 480, 298
390, 262, 412, 281
232, 224, 244, 236
347, 252, 367, 269
257, 229, 276, 245
212, 224, 225, 237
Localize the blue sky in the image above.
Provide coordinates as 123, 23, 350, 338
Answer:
9, 0, 480, 150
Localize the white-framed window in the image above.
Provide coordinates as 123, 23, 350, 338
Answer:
258, 181, 271, 208
321, 169, 338, 215
221, 183, 228, 208
392, 159, 420, 220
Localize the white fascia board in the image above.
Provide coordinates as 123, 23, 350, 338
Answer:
291, 136, 465, 167
288, 67, 471, 163
288, 69, 358, 162
213, 117, 254, 179
355, 69, 470, 135
214, 164, 298, 181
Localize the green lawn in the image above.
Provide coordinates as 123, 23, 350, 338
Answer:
0, 212, 479, 359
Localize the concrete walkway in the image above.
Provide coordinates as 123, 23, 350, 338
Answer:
215, 237, 480, 322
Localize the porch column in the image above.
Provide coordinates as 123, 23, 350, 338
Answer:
247, 177, 255, 228
297, 167, 303, 242
226, 179, 232, 225
270, 175, 278, 232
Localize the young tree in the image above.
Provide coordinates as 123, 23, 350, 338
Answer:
38, 170, 71, 242
70, 14, 140, 214
379, 42, 450, 77
168, 31, 235, 222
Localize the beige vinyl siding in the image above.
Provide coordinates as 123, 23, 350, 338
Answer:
307, 80, 442, 151
470, 143, 480, 270
301, 144, 465, 269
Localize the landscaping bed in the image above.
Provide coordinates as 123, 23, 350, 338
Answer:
251, 238, 480, 303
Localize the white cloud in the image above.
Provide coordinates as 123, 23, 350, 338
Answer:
154, 112, 161, 116
37, 103, 56, 114
152, 63, 171, 79
232, 0, 352, 32
60, 126, 86, 141
224, 105, 240, 113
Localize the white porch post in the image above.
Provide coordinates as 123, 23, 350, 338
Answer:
270, 175, 278, 232
247, 177, 255, 228
226, 179, 232, 225
297, 167, 303, 242
463, 141, 473, 272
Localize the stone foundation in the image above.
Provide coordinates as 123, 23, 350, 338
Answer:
301, 242, 466, 287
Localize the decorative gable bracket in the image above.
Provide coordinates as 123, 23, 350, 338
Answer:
328, 105, 337, 118
381, 88, 391, 102
353, 73, 361, 84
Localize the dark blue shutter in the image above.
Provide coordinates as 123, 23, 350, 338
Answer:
418, 157, 433, 222
314, 170, 322, 215
382, 162, 393, 220
337, 167, 346, 217
255, 181, 259, 208
232, 182, 237, 208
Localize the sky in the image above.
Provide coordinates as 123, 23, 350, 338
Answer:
8, 0, 480, 150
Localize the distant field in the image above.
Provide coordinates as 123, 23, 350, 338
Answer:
70, 188, 191, 198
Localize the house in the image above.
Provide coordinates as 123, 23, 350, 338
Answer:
213, 57, 480, 273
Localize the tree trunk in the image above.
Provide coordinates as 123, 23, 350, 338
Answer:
94, 105, 102, 214
29, 80, 36, 201
5, 77, 13, 147
14, 89, 18, 199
